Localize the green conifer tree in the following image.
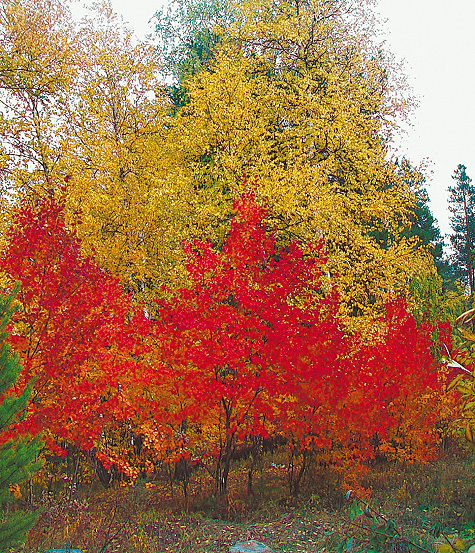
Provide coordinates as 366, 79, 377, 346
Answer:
152, 0, 233, 107
448, 164, 475, 295
0, 286, 42, 552
398, 159, 451, 283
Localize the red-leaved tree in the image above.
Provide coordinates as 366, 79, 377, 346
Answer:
142, 194, 352, 494
0, 196, 143, 456
141, 193, 447, 496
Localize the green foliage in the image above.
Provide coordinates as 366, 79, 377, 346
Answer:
398, 160, 442, 249
409, 270, 467, 327
448, 164, 475, 294
342, 491, 434, 553
396, 159, 466, 325
409, 187, 447, 271
398, 159, 455, 284
446, 320, 475, 443
152, 0, 233, 105
0, 285, 42, 552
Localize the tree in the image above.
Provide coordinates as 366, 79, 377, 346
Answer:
391, 159, 463, 325
448, 164, 475, 294
396, 160, 445, 268
0, 194, 143, 456
139, 192, 447, 496
143, 192, 347, 495
158, 0, 428, 321
0, 0, 432, 322
0, 1, 175, 305
0, 287, 42, 551
0, 0, 81, 282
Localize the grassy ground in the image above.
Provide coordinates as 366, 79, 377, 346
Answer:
18, 450, 475, 553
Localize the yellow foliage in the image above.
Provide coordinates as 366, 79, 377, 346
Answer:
0, 0, 443, 321
58, 5, 172, 298
161, 0, 429, 317
8, 482, 22, 499
0, 0, 77, 248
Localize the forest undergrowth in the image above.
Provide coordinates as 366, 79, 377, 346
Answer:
18, 445, 475, 553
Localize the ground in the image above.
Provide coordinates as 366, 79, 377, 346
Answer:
17, 450, 475, 553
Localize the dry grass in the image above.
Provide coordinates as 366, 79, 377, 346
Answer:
17, 449, 475, 553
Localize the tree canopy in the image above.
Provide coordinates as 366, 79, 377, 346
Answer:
0, 0, 463, 505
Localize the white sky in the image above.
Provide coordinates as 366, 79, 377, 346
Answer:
375, 0, 475, 239
71, 0, 475, 240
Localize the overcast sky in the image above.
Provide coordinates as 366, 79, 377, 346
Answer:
376, 0, 475, 239
71, 0, 475, 240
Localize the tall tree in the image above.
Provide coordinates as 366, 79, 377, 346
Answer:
448, 164, 475, 294
0, 1, 173, 305
0, 287, 41, 551
0, 0, 80, 272
157, 0, 430, 321
0, 0, 445, 327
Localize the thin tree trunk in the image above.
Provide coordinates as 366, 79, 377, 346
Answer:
463, 190, 474, 294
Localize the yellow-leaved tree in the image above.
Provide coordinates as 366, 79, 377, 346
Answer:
58, 5, 172, 298
0, 1, 190, 300
0, 0, 77, 249
0, 0, 444, 319
155, 0, 438, 320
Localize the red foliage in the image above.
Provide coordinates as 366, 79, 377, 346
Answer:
0, 197, 142, 451
339, 301, 447, 465
0, 191, 447, 485
155, 193, 341, 420
144, 193, 446, 488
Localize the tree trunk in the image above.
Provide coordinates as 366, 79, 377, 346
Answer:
463, 189, 474, 294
